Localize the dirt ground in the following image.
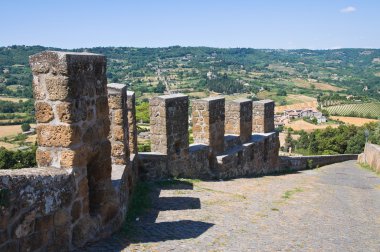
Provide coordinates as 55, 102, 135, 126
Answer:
330, 116, 379, 126
275, 100, 318, 113
285, 120, 339, 132
0, 124, 36, 138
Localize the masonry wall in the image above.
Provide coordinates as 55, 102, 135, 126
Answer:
141, 94, 281, 180
358, 143, 380, 173
0, 51, 133, 251
280, 154, 358, 171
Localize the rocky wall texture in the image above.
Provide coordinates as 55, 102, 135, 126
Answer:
0, 168, 75, 251
358, 143, 380, 172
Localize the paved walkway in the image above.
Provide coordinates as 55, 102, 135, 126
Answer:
83, 160, 380, 251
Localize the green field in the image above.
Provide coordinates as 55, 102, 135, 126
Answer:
326, 103, 380, 118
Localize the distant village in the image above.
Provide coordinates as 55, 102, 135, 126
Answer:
275, 108, 327, 127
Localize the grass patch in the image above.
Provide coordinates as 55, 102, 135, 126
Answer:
359, 163, 380, 176
282, 187, 303, 199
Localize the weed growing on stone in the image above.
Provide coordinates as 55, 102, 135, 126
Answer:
282, 187, 303, 199
359, 163, 380, 176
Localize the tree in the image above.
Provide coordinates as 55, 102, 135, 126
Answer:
21, 123, 31, 132
276, 89, 287, 96
308, 133, 318, 154
284, 130, 293, 152
155, 81, 166, 93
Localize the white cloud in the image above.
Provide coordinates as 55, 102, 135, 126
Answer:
340, 6, 356, 13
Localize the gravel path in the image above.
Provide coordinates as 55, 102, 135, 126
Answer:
83, 160, 380, 251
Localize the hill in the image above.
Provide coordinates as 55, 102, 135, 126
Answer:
1, 46, 380, 101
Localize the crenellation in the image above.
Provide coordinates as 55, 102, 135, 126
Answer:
252, 100, 275, 133
192, 97, 225, 154
1, 51, 284, 251
126, 91, 138, 155
107, 83, 129, 165
225, 99, 253, 143
149, 94, 189, 176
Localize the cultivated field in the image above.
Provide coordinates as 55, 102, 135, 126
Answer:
325, 103, 380, 118
330, 116, 379, 126
285, 120, 339, 132
0, 96, 29, 102
292, 78, 345, 91
275, 100, 318, 113
0, 124, 36, 138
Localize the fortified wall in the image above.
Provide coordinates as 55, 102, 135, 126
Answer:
0, 51, 138, 251
0, 50, 327, 251
139, 96, 280, 180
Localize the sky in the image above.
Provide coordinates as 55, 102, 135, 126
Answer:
1, 0, 379, 49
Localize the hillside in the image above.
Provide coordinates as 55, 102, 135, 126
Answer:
1, 46, 380, 101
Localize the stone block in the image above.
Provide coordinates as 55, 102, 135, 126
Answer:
35, 102, 54, 123
36, 149, 52, 167
36, 125, 81, 147
56, 101, 87, 123
60, 148, 87, 168
45, 75, 70, 101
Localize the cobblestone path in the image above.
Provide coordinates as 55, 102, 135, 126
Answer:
83, 160, 380, 251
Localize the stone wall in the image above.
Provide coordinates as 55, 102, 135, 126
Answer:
358, 143, 380, 172
150, 94, 189, 177
0, 51, 134, 251
141, 94, 281, 180
0, 168, 75, 251
280, 154, 358, 172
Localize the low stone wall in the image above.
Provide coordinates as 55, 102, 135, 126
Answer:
139, 132, 280, 180
280, 154, 358, 172
0, 168, 75, 251
358, 143, 380, 173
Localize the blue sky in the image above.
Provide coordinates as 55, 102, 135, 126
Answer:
1, 0, 379, 49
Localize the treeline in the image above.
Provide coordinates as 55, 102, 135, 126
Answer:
0, 146, 36, 169
285, 122, 380, 155
0, 99, 34, 113
197, 74, 246, 94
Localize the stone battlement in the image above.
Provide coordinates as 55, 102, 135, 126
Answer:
139, 94, 280, 180
0, 51, 279, 251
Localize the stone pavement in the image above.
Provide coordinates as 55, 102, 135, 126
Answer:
82, 160, 380, 251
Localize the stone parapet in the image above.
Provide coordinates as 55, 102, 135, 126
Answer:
149, 94, 189, 176
126, 91, 138, 155
225, 99, 253, 143
280, 154, 358, 171
192, 97, 225, 154
252, 100, 275, 133
0, 168, 75, 251
108, 83, 129, 165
